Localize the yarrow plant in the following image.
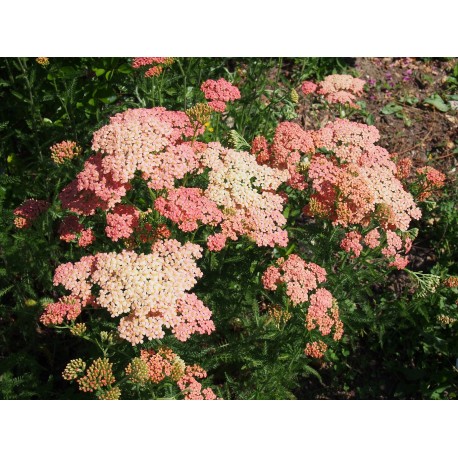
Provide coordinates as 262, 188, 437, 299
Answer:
301, 74, 366, 108
200, 78, 241, 112
13, 199, 49, 229
132, 57, 174, 77
20, 63, 442, 400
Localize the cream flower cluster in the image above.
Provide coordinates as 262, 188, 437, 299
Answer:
202, 143, 289, 250
52, 239, 213, 345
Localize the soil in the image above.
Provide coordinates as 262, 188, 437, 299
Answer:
297, 57, 458, 176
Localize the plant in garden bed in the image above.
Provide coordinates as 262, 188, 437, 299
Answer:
2, 58, 457, 399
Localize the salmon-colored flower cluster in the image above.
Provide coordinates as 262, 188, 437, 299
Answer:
92, 108, 203, 189
255, 122, 314, 190
130, 348, 219, 399
59, 215, 95, 247
200, 78, 241, 112
177, 365, 218, 400
13, 199, 49, 229
340, 227, 412, 270
40, 295, 87, 325
52, 239, 213, 345
263, 254, 343, 348
306, 289, 343, 341
392, 156, 413, 181
416, 166, 446, 201
340, 231, 363, 258
202, 143, 289, 250
155, 187, 223, 232
59, 153, 129, 216
382, 230, 411, 270
301, 81, 318, 95
136, 348, 183, 383
262, 254, 327, 306
304, 340, 328, 358
50, 140, 81, 164
302, 74, 366, 108
105, 204, 140, 241
132, 57, 174, 77
305, 120, 421, 231
363, 228, 381, 249
443, 276, 458, 288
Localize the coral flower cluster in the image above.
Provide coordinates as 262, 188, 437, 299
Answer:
305, 119, 421, 231
262, 254, 343, 354
105, 204, 140, 241
49, 239, 214, 345
132, 57, 174, 77
127, 348, 219, 399
13, 199, 49, 229
340, 228, 412, 270
59, 107, 206, 216
200, 78, 241, 112
301, 74, 366, 108
155, 187, 223, 232
254, 122, 314, 190
50, 140, 81, 164
416, 166, 446, 201
58, 215, 95, 247
262, 254, 328, 305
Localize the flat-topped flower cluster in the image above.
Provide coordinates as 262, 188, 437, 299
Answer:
49, 239, 214, 345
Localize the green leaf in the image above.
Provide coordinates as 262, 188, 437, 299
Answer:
424, 94, 450, 112
92, 68, 105, 77
58, 66, 80, 79
117, 63, 133, 74
381, 103, 403, 115
10, 90, 25, 101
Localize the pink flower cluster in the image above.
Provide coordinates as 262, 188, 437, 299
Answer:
339, 227, 411, 270
392, 156, 412, 180
255, 122, 315, 190
138, 348, 180, 384
40, 295, 87, 325
13, 199, 49, 229
50, 140, 80, 164
381, 230, 411, 270
155, 187, 223, 232
177, 365, 218, 400
200, 78, 241, 112
340, 231, 363, 258
52, 239, 213, 345
92, 108, 203, 189
305, 120, 421, 231
131, 58, 174, 77
304, 340, 328, 358
262, 254, 343, 353
138, 349, 219, 399
105, 204, 140, 241
301, 81, 318, 95
301, 74, 366, 108
59, 153, 129, 216
59, 107, 206, 218
306, 288, 343, 341
416, 166, 446, 201
201, 143, 289, 250
262, 254, 327, 306
58, 215, 95, 247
